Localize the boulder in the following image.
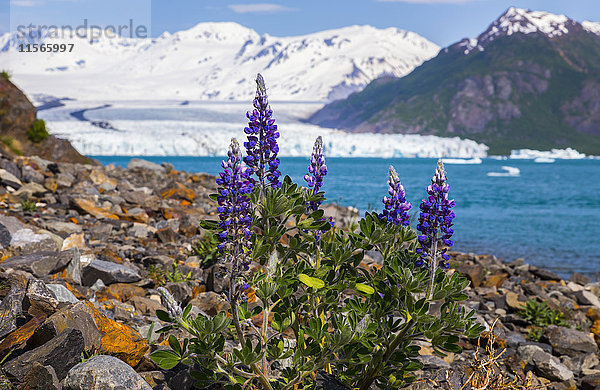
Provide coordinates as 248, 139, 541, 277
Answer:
9, 229, 58, 254
46, 284, 79, 304
545, 325, 599, 357
82, 260, 141, 286
20, 362, 60, 390
128, 158, 165, 173
84, 301, 149, 366
3, 327, 85, 382
0, 287, 26, 339
518, 344, 574, 382
62, 355, 152, 390
457, 263, 484, 288
0, 251, 73, 277
25, 279, 58, 316
30, 301, 102, 351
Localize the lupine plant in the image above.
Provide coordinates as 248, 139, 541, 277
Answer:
151, 74, 484, 389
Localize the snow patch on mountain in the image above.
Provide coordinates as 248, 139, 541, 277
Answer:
1, 23, 439, 102
461, 7, 580, 55
582, 21, 600, 36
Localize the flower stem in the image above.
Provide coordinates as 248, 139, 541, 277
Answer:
427, 233, 438, 300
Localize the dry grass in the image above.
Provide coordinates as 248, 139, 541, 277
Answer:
461, 319, 546, 390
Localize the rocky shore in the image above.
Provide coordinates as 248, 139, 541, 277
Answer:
0, 151, 599, 389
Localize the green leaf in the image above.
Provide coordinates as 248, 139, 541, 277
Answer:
298, 274, 325, 289
168, 335, 182, 355
156, 310, 172, 323
355, 283, 375, 295
150, 350, 180, 370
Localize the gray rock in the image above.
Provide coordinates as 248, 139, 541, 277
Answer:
530, 267, 561, 281
0, 223, 10, 248
44, 221, 82, 236
505, 332, 527, 348
82, 259, 141, 286
142, 255, 173, 268
570, 272, 591, 286
4, 327, 85, 382
46, 284, 79, 304
0, 168, 23, 188
0, 251, 73, 277
62, 355, 152, 390
10, 229, 59, 254
0, 214, 26, 234
21, 165, 45, 184
30, 301, 102, 351
127, 158, 165, 173
20, 362, 60, 390
13, 182, 47, 199
0, 158, 21, 180
56, 172, 75, 188
574, 290, 600, 308
0, 287, 26, 339
25, 279, 58, 316
518, 344, 574, 382
545, 325, 599, 357
419, 355, 451, 370
165, 282, 193, 306
65, 247, 82, 285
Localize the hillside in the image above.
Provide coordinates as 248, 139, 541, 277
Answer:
0, 75, 93, 164
0, 23, 439, 102
309, 8, 600, 155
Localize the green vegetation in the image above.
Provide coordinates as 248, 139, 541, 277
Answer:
519, 299, 569, 328
0, 136, 22, 156
27, 119, 50, 143
191, 232, 220, 268
80, 346, 100, 363
519, 299, 568, 341
20, 199, 38, 213
148, 262, 193, 287
0, 70, 10, 81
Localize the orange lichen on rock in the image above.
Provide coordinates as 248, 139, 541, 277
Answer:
587, 308, 600, 346
83, 301, 149, 366
0, 316, 45, 359
96, 283, 145, 303
161, 182, 195, 202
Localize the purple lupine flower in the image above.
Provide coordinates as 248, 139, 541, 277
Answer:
216, 139, 254, 269
304, 136, 327, 212
379, 165, 411, 226
243, 73, 282, 189
416, 159, 455, 270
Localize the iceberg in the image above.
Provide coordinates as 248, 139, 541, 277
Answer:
510, 148, 585, 159
487, 166, 520, 177
442, 158, 482, 164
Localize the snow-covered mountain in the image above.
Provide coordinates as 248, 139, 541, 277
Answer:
0, 23, 439, 102
458, 7, 600, 55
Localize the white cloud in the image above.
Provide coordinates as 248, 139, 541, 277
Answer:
228, 3, 296, 14
10, 0, 42, 6
376, 0, 480, 3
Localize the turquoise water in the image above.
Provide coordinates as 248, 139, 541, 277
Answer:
93, 156, 600, 278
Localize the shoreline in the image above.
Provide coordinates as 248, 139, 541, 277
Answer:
1, 154, 600, 388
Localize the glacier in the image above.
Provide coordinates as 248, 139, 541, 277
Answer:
39, 101, 489, 158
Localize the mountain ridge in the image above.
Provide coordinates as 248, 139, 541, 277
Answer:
0, 22, 439, 102
308, 7, 600, 155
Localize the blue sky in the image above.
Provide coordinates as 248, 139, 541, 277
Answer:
2, 0, 600, 47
